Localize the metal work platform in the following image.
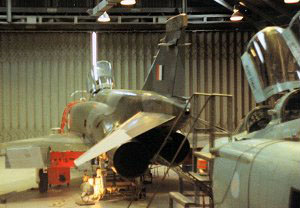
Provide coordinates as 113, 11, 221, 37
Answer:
145, 92, 233, 208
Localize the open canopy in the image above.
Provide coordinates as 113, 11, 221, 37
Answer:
242, 13, 300, 103
87, 60, 114, 94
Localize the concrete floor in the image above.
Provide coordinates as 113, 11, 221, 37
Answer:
0, 157, 195, 208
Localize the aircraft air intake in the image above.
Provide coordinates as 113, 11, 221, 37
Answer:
112, 131, 190, 178
113, 141, 151, 178
159, 132, 190, 165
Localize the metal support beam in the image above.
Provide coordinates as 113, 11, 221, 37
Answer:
0, 7, 231, 15
240, 0, 277, 25
6, 0, 11, 23
214, 0, 233, 11
89, 0, 122, 16
212, 0, 263, 29
260, 0, 292, 17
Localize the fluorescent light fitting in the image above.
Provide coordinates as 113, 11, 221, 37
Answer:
284, 0, 299, 3
239, 2, 246, 6
230, 10, 244, 21
120, 0, 136, 6
97, 11, 110, 22
92, 32, 97, 66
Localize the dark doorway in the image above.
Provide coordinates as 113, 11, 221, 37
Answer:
290, 188, 300, 208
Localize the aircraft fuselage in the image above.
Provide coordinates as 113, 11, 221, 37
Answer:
69, 89, 187, 144
210, 89, 300, 208
68, 89, 190, 178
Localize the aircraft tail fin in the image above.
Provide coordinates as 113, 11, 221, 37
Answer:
142, 14, 189, 98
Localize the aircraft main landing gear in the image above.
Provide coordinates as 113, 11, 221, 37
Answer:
38, 169, 48, 193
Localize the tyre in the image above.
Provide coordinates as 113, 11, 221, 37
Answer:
38, 169, 48, 193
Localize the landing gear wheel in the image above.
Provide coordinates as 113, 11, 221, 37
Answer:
38, 169, 48, 193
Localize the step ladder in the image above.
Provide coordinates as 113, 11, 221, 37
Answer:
169, 192, 201, 208
169, 93, 233, 208
171, 165, 212, 198
146, 92, 232, 208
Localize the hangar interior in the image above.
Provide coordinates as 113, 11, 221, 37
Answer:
0, 0, 299, 208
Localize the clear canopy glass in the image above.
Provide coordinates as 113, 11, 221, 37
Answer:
242, 26, 300, 103
289, 12, 300, 44
283, 11, 300, 68
87, 61, 114, 94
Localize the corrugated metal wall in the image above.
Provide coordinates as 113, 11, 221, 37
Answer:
185, 32, 256, 130
0, 32, 91, 141
0, 31, 255, 142
97, 31, 256, 130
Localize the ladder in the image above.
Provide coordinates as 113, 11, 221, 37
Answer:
146, 92, 233, 208
170, 93, 233, 208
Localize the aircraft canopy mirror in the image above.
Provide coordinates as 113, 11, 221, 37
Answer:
87, 60, 114, 95
242, 24, 300, 103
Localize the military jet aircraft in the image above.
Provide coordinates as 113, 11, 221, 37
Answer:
202, 11, 300, 208
0, 14, 190, 193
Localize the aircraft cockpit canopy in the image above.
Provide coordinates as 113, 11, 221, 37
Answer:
242, 26, 300, 103
281, 89, 300, 123
87, 61, 114, 95
235, 106, 272, 134
289, 12, 300, 47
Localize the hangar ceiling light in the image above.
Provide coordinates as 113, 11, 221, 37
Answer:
230, 10, 244, 21
97, 11, 110, 22
230, 5, 244, 22
284, 0, 299, 3
120, 0, 136, 6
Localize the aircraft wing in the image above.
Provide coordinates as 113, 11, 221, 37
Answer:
74, 112, 175, 166
0, 133, 91, 168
